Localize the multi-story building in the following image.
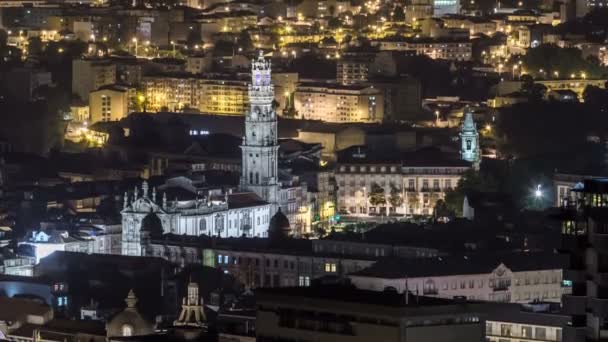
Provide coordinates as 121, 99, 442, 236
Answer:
336, 52, 376, 85
255, 284, 488, 342
485, 302, 569, 342
142, 75, 249, 115
349, 253, 569, 303
197, 79, 249, 115
142, 76, 197, 112
335, 146, 470, 216
198, 11, 258, 41
294, 83, 384, 123
442, 15, 497, 36
558, 178, 608, 342
554, 173, 605, 207
18, 226, 122, 264
72, 59, 116, 102
376, 38, 472, 61
406, 0, 433, 24
89, 85, 134, 123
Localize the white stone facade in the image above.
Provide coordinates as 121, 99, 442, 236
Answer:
241, 52, 280, 211
349, 264, 569, 304
121, 183, 273, 256
336, 163, 468, 216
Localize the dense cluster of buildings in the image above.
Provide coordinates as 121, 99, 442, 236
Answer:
2, 0, 608, 339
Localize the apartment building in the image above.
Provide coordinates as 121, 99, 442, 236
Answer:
199, 11, 258, 41
72, 59, 116, 101
336, 52, 376, 85
377, 38, 472, 61
294, 83, 384, 122
197, 79, 249, 115
348, 253, 569, 304
335, 146, 470, 216
142, 76, 249, 115
558, 178, 608, 342
485, 303, 568, 342
89, 85, 134, 123
442, 15, 498, 36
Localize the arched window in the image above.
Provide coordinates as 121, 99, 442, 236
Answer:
199, 219, 206, 234
249, 172, 253, 184
122, 324, 133, 337
255, 173, 260, 184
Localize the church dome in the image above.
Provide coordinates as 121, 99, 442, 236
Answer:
106, 290, 155, 338
141, 212, 163, 237
269, 208, 290, 238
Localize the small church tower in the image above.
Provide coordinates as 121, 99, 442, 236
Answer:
174, 281, 206, 327
240, 51, 279, 210
460, 107, 481, 169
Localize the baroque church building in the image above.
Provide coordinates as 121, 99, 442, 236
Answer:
121, 52, 310, 257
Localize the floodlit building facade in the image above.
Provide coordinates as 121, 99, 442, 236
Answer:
294, 83, 384, 123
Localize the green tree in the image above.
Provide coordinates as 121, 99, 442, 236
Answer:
328, 17, 342, 29
434, 199, 451, 218
369, 183, 386, 207
444, 169, 500, 216
238, 31, 253, 52
389, 185, 403, 208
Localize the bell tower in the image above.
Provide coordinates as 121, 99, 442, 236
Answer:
241, 51, 279, 207
460, 107, 481, 169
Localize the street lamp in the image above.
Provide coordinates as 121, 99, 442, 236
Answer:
534, 184, 542, 199
132, 37, 138, 56
171, 40, 176, 57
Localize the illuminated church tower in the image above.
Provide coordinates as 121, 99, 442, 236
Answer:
241, 52, 279, 207
460, 107, 481, 169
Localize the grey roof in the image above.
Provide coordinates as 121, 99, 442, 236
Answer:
349, 252, 566, 279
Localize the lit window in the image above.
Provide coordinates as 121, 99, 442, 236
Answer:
122, 324, 133, 336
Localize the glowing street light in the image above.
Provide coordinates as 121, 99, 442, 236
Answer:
534, 184, 542, 199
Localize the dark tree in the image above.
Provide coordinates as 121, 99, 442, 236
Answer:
393, 5, 405, 21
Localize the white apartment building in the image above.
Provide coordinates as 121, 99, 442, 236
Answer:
294, 83, 384, 122
348, 253, 570, 304
377, 39, 472, 61
335, 146, 470, 216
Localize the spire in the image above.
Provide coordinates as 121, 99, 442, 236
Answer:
123, 192, 128, 209
152, 187, 157, 202
125, 289, 138, 309
142, 181, 149, 198
460, 106, 481, 169
163, 192, 167, 208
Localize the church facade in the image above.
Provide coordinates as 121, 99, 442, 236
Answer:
121, 182, 273, 256
121, 53, 288, 257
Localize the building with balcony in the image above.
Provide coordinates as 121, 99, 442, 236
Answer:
335, 145, 470, 216
348, 253, 569, 303
376, 38, 472, 61
485, 302, 568, 342
142, 75, 249, 115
